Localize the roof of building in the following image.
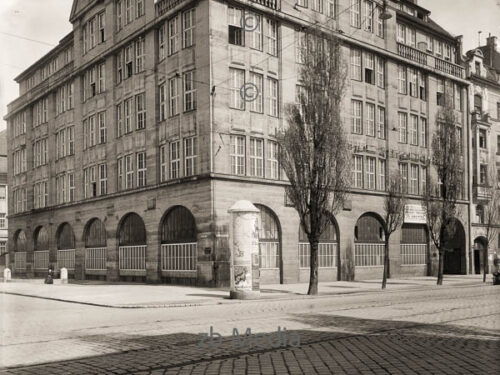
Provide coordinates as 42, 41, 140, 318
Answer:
477, 45, 500, 73
396, 11, 456, 42
14, 32, 74, 82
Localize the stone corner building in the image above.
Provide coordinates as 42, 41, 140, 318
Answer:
465, 35, 500, 275
0, 130, 7, 272
5, 0, 475, 286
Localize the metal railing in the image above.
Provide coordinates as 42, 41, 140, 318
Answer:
57, 249, 75, 270
355, 243, 385, 267
298, 243, 337, 268
259, 242, 280, 269
14, 252, 27, 270
85, 247, 107, 270
161, 243, 197, 271
401, 244, 428, 265
34, 250, 49, 270
119, 245, 146, 270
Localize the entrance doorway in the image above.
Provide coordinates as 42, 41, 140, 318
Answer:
473, 237, 487, 275
442, 219, 466, 275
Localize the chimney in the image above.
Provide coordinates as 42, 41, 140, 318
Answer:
486, 34, 498, 51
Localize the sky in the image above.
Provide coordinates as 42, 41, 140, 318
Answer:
0, 0, 500, 132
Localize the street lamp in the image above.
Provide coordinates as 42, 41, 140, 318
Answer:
379, 0, 392, 20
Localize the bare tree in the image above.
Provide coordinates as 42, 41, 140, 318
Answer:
423, 105, 463, 285
382, 173, 407, 289
277, 29, 350, 295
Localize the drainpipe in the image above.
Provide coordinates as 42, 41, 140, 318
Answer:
467, 81, 473, 275
208, 0, 216, 286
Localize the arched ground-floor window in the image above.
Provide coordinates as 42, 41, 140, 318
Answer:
298, 221, 338, 269
354, 213, 385, 267
33, 226, 49, 272
255, 204, 282, 284
400, 224, 428, 266
160, 206, 197, 272
118, 213, 147, 276
14, 230, 27, 271
84, 218, 107, 274
56, 223, 76, 271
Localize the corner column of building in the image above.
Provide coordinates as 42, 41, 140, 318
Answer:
48, 222, 58, 273
106, 229, 119, 282
146, 229, 160, 284
74, 222, 85, 281
25, 226, 34, 278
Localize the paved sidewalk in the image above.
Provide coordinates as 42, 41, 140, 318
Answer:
0, 275, 487, 308
0, 283, 498, 373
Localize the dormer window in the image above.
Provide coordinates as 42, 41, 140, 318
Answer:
475, 61, 481, 76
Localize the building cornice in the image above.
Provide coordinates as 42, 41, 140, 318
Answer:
468, 73, 500, 91
14, 32, 74, 83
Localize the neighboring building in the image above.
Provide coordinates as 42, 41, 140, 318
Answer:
0, 130, 8, 272
465, 35, 500, 275
4, 0, 471, 285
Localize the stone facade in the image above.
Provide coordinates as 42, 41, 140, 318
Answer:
5, 0, 474, 286
465, 35, 500, 276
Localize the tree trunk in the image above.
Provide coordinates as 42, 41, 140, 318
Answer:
426, 245, 431, 277
382, 236, 390, 289
483, 245, 488, 283
308, 239, 319, 295
437, 249, 444, 285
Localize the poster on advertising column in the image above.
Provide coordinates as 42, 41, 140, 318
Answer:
404, 204, 427, 224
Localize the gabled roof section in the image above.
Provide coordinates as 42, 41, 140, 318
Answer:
396, 12, 456, 43
427, 18, 455, 40
70, 0, 102, 23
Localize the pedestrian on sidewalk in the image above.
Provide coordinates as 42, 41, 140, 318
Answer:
44, 265, 54, 285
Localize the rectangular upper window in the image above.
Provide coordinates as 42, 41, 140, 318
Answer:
249, 138, 264, 178
352, 155, 363, 188
230, 135, 246, 176
83, 11, 105, 53
183, 9, 195, 48
351, 100, 362, 134
350, 0, 361, 28
228, 6, 244, 46
169, 16, 179, 55
350, 48, 362, 81
230, 68, 245, 110
364, 0, 373, 32
184, 137, 198, 177
398, 112, 407, 144
183, 71, 196, 112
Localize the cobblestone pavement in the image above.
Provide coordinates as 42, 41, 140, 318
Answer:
1, 284, 499, 374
